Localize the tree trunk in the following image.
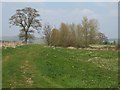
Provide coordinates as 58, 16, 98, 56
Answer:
25, 31, 28, 44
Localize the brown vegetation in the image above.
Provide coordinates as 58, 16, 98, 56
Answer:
1, 42, 24, 48
44, 17, 108, 48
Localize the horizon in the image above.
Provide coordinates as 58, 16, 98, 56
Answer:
0, 35, 119, 40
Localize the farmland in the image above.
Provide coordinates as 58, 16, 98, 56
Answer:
2, 44, 118, 88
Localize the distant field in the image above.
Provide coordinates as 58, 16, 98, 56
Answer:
2, 44, 118, 88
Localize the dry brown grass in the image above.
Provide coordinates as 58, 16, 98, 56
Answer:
1, 42, 24, 48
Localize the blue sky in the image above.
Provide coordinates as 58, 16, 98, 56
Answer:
1, 2, 118, 39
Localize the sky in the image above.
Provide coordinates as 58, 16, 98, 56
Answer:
1, 2, 118, 39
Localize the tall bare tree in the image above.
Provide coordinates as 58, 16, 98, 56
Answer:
59, 23, 70, 47
9, 7, 42, 44
88, 19, 99, 44
76, 24, 85, 48
50, 28, 60, 46
43, 24, 52, 45
81, 17, 89, 47
68, 23, 77, 47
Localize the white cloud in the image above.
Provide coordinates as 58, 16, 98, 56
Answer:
38, 8, 99, 28
40, 9, 66, 16
81, 9, 94, 14
38, 8, 118, 39
80, 9, 98, 18
40, 8, 99, 20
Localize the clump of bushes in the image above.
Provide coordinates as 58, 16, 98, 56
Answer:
44, 17, 108, 48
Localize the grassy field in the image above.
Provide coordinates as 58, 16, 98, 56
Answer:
2, 44, 118, 88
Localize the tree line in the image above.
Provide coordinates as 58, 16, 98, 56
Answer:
44, 17, 108, 48
9, 7, 108, 48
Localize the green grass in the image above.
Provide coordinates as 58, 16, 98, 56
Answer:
2, 44, 118, 88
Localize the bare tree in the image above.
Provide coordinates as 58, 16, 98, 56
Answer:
76, 24, 85, 48
81, 17, 89, 47
97, 32, 108, 44
88, 19, 99, 44
50, 28, 60, 46
9, 7, 42, 44
59, 23, 70, 47
68, 23, 77, 47
43, 24, 52, 45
